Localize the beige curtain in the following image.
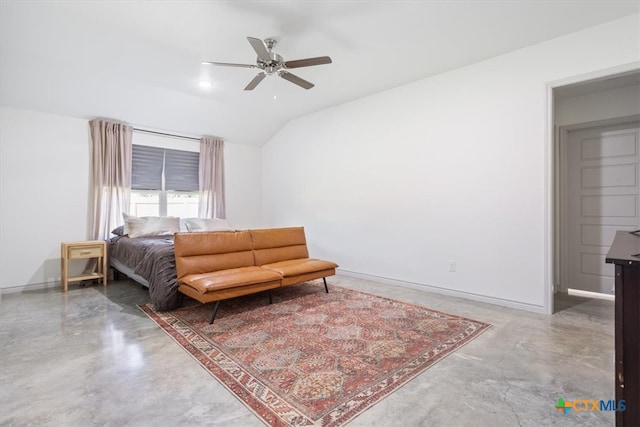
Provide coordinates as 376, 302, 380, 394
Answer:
198, 136, 225, 219
88, 119, 132, 241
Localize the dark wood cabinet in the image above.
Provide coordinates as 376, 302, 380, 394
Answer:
606, 231, 640, 427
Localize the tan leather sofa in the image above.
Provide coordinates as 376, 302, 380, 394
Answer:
174, 227, 338, 323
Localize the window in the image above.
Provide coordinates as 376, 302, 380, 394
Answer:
130, 144, 199, 217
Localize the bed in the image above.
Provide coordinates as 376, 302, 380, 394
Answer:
108, 216, 234, 311
109, 234, 180, 311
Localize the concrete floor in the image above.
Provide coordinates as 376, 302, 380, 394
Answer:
1, 275, 615, 426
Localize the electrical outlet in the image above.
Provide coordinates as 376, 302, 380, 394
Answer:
448, 260, 456, 272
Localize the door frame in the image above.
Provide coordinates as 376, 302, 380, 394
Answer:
556, 115, 640, 294
545, 62, 640, 314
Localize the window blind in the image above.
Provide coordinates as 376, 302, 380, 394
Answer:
131, 145, 199, 191
131, 145, 163, 190
165, 148, 199, 191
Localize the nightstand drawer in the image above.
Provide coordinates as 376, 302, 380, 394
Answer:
68, 245, 103, 259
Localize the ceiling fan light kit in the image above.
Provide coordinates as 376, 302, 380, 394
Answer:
202, 36, 332, 91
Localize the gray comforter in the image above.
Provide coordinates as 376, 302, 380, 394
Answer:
109, 235, 180, 311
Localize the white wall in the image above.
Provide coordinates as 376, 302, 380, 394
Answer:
555, 84, 640, 127
262, 14, 640, 312
1, 106, 90, 290
0, 106, 262, 290
225, 142, 263, 230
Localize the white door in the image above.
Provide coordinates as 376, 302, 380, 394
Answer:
565, 122, 639, 294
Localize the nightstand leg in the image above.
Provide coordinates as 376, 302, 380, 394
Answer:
102, 253, 107, 287
61, 255, 68, 292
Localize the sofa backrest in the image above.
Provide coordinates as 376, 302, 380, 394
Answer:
250, 227, 309, 266
174, 231, 254, 280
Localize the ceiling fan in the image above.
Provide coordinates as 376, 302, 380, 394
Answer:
202, 37, 332, 91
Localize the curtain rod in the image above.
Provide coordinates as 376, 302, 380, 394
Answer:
133, 127, 200, 142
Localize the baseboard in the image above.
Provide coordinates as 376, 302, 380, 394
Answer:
5, 270, 546, 314
336, 269, 546, 314
1, 281, 60, 294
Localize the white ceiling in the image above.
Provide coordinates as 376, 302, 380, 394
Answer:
1, 1, 638, 146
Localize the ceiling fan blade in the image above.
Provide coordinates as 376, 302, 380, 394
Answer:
284, 56, 332, 69
202, 61, 256, 69
244, 72, 266, 91
279, 71, 314, 90
247, 37, 271, 62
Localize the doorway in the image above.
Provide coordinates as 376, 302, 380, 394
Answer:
551, 70, 640, 313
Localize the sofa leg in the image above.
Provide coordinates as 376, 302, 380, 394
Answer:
268, 290, 273, 304
323, 277, 329, 293
209, 301, 221, 324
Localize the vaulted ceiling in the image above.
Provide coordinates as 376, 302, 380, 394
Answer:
1, 1, 638, 146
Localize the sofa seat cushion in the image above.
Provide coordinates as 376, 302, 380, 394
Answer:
180, 266, 282, 294
261, 258, 338, 278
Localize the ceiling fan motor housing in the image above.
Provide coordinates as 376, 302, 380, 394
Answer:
258, 52, 284, 75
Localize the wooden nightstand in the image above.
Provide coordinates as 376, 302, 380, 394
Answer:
60, 240, 107, 292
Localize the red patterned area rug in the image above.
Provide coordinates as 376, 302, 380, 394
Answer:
139, 283, 490, 426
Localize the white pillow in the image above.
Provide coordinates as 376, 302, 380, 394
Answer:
123, 213, 180, 238
185, 218, 232, 232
